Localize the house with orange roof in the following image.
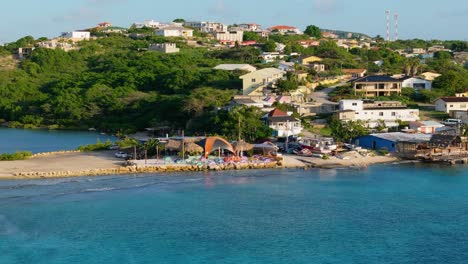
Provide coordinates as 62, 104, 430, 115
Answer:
98, 22, 112, 28
297, 39, 320, 48
342, 69, 367, 79
267, 25, 302, 35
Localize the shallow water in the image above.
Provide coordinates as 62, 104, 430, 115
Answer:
1, 164, 467, 263
0, 127, 116, 153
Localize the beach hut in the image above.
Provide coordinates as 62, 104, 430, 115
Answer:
165, 139, 181, 151
196, 136, 236, 158
253, 142, 279, 155
184, 142, 203, 154
232, 140, 254, 156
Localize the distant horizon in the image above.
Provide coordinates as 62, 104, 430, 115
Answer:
1, 0, 467, 43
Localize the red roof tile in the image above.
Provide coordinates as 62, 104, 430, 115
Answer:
268, 108, 288, 117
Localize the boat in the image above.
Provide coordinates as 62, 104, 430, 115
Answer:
298, 137, 337, 154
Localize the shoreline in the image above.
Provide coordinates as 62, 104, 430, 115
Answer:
0, 151, 401, 180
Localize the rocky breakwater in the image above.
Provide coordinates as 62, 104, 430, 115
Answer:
13, 160, 281, 179
31, 150, 82, 157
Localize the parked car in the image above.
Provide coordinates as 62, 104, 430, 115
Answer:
114, 151, 128, 158
441, 119, 462, 126
108, 144, 119, 150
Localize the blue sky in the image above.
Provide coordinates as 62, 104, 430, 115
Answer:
1, 0, 467, 43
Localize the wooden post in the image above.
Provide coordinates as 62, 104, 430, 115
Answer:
145, 148, 147, 165
237, 115, 240, 141
182, 130, 185, 161
156, 145, 159, 160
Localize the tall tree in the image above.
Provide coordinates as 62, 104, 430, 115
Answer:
304, 25, 322, 39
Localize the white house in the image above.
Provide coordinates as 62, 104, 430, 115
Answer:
435, 97, 468, 113
184, 21, 227, 33
267, 25, 302, 35
400, 76, 432, 90
215, 31, 243, 42
409, 121, 445, 134
278, 61, 295, 71
155, 26, 193, 37
149, 43, 179, 53
133, 20, 160, 28
239, 68, 285, 96
61, 31, 90, 41
259, 52, 287, 63
238, 23, 261, 31
337, 99, 420, 128
214, 64, 256, 72
262, 109, 302, 137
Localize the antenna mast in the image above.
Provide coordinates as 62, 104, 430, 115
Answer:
385, 10, 390, 41
394, 13, 399, 41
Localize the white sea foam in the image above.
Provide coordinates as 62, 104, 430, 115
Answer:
83, 187, 117, 192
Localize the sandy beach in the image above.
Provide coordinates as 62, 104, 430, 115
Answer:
0, 151, 399, 179
0, 151, 123, 179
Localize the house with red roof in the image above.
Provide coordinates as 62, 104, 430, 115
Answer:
98, 22, 112, 28
267, 25, 302, 35
262, 109, 302, 137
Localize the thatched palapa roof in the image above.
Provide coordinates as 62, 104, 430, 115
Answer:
232, 140, 254, 152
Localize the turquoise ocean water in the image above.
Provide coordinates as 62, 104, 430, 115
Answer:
0, 128, 116, 153
1, 164, 467, 263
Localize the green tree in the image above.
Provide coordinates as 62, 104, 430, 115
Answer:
263, 40, 276, 52
304, 25, 322, 39
243, 31, 260, 41
432, 71, 468, 94
329, 118, 368, 143
173, 18, 185, 23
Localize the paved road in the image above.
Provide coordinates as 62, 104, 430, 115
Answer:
310, 82, 347, 104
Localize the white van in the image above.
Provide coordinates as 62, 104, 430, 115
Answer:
441, 119, 462, 126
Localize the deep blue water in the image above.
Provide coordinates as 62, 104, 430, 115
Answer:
0, 164, 468, 264
0, 128, 116, 153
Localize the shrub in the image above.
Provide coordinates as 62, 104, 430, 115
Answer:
0, 151, 32, 161
378, 148, 389, 155
77, 139, 113, 151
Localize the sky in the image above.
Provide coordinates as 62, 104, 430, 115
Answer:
1, 0, 467, 43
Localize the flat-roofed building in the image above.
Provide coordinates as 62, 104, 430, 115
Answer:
352, 75, 402, 98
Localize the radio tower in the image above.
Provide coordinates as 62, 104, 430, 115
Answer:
394, 13, 399, 41
385, 10, 390, 41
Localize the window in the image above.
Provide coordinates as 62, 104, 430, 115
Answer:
378, 84, 385, 89
352, 103, 357, 106
251, 78, 256, 83
391, 112, 396, 116
379, 112, 384, 116
450, 105, 454, 108
393, 83, 399, 89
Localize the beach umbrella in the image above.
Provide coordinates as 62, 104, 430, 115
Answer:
196, 136, 236, 158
